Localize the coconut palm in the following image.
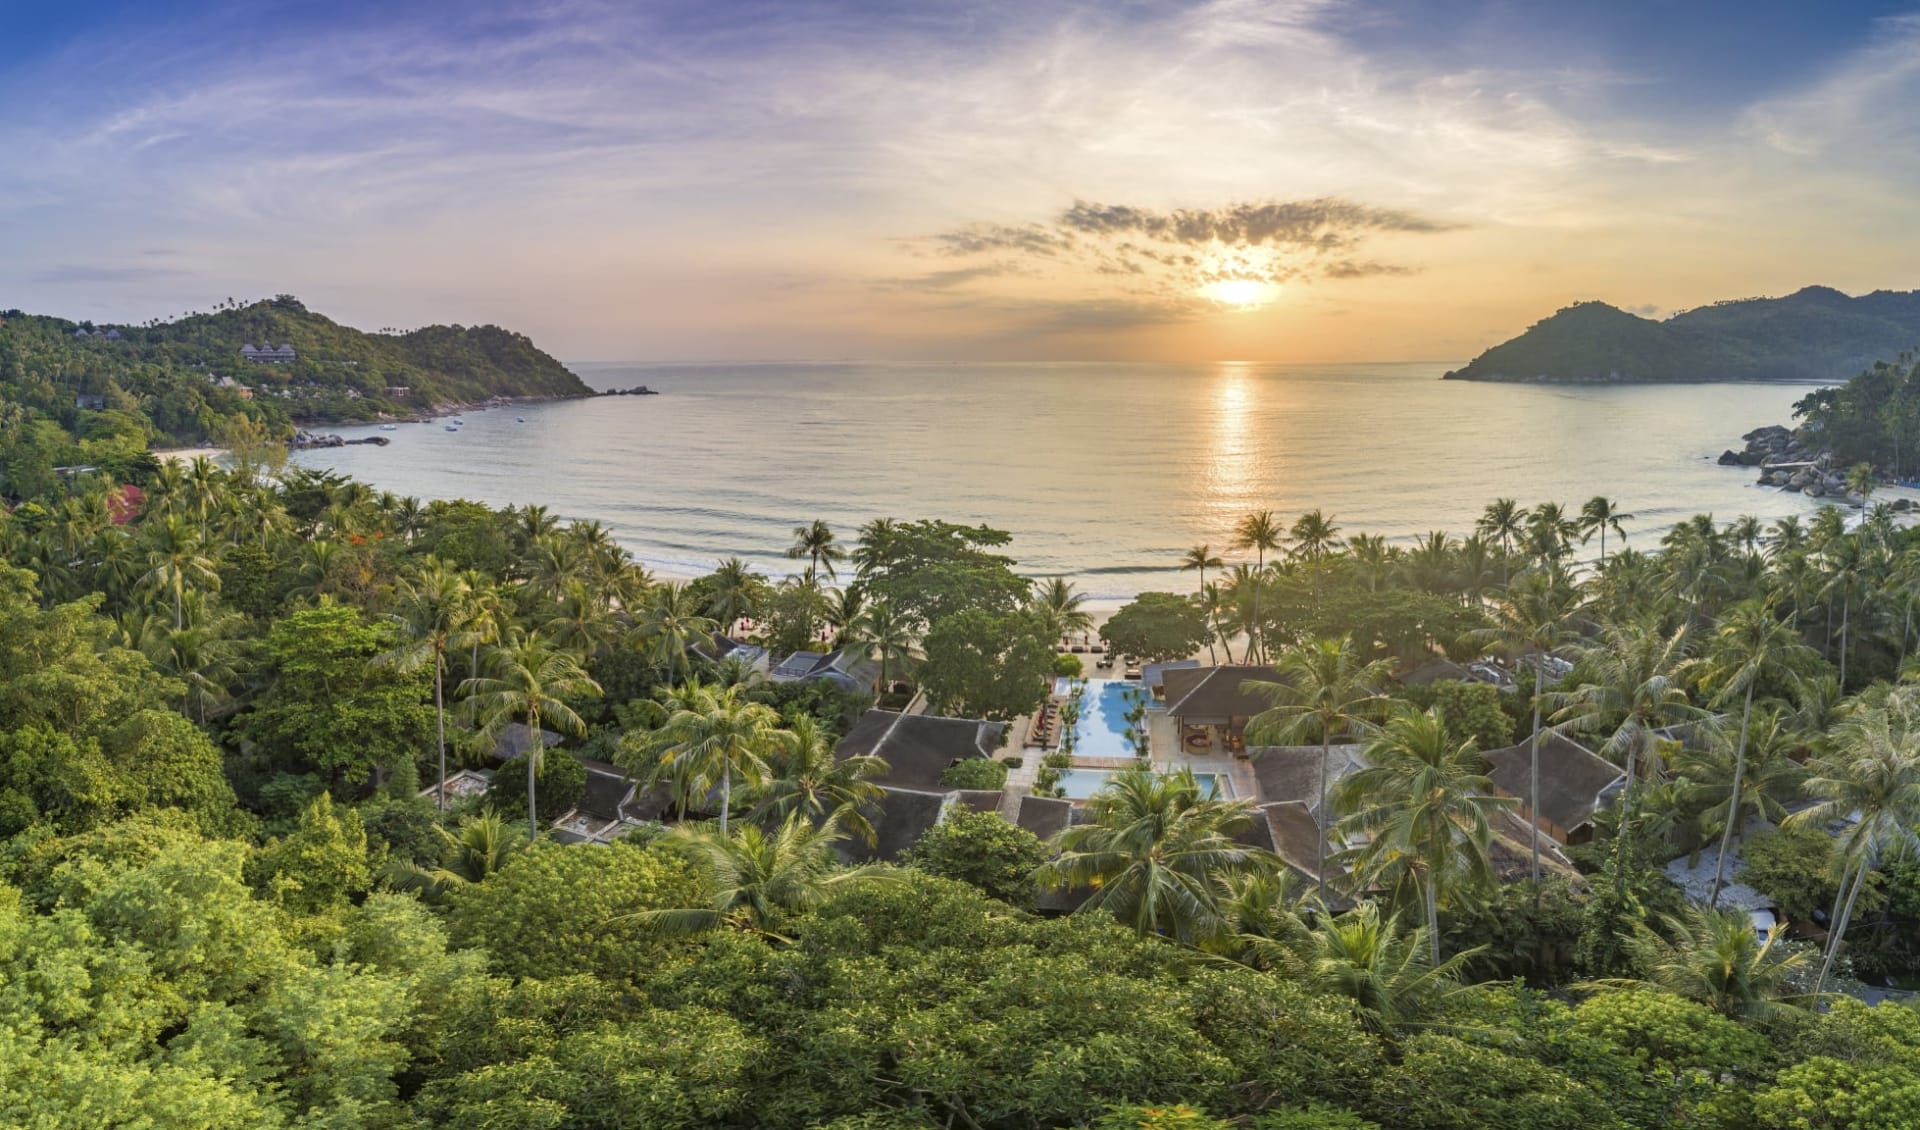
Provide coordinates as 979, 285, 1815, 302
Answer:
1469, 566, 1582, 884
1695, 598, 1817, 906
136, 602, 249, 724
381, 560, 475, 811
1579, 496, 1633, 566
1290, 509, 1343, 562
1232, 510, 1285, 661
1674, 708, 1806, 862
845, 597, 917, 694
543, 578, 620, 659
1589, 908, 1811, 1019
1550, 620, 1709, 890
1477, 498, 1529, 584
705, 557, 764, 635
1180, 544, 1225, 597
460, 632, 601, 838
1787, 692, 1920, 996
1305, 902, 1483, 1033
1032, 576, 1094, 643
825, 582, 866, 648
1523, 502, 1577, 567
388, 808, 529, 899
787, 519, 845, 586
636, 582, 718, 681
647, 682, 784, 834
1817, 533, 1871, 688
1334, 707, 1518, 962
1036, 766, 1275, 944
138, 515, 220, 629
1243, 636, 1395, 901
619, 814, 901, 941
749, 714, 888, 845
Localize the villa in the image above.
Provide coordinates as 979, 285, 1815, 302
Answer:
74, 394, 106, 410
549, 757, 676, 845
1162, 664, 1280, 753
241, 343, 298, 364
769, 647, 879, 693
1481, 731, 1625, 845
835, 709, 1008, 790
693, 633, 771, 675
1139, 658, 1200, 701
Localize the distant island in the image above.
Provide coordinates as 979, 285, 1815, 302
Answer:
0, 294, 591, 452
1444, 285, 1920, 383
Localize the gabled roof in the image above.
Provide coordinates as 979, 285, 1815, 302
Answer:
1483, 731, 1624, 836
575, 757, 636, 822
1397, 658, 1473, 686
1258, 801, 1345, 887
1014, 793, 1073, 840
1162, 664, 1281, 720
769, 647, 878, 686
1140, 659, 1200, 691
1249, 744, 1367, 818
844, 786, 949, 862
835, 709, 1007, 790
489, 722, 565, 762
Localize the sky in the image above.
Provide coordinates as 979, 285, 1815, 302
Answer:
2, 0, 1919, 363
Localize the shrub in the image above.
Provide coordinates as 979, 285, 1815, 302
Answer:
1054, 653, 1085, 677
903, 807, 1049, 908
487, 751, 588, 823
941, 757, 1010, 790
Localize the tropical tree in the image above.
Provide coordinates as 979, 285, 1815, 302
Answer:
1473, 566, 1582, 884
380, 559, 474, 811
1243, 636, 1394, 901
749, 714, 888, 845
1180, 544, 1224, 597
1231, 510, 1285, 661
1476, 498, 1528, 583
1031, 576, 1094, 643
636, 582, 718, 682
1788, 691, 1920, 996
1305, 902, 1483, 1033
1036, 766, 1275, 944
1334, 707, 1518, 962
622, 814, 900, 941
1290, 509, 1343, 562
1588, 908, 1811, 1019
647, 682, 785, 834
138, 515, 219, 629
1579, 496, 1633, 566
1696, 598, 1816, 906
388, 808, 529, 898
460, 632, 601, 838
705, 556, 764, 635
845, 597, 917, 693
787, 519, 845, 586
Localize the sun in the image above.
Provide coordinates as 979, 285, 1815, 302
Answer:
1201, 278, 1275, 308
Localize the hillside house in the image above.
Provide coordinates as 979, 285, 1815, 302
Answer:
241, 343, 297, 364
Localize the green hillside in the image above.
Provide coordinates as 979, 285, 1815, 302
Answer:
1445, 286, 1920, 383
0, 295, 591, 448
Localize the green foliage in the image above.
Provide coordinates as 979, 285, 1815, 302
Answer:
1101, 591, 1211, 662
1398, 679, 1516, 750
855, 519, 1032, 627
1053, 651, 1085, 677
1740, 823, 1850, 924
246, 793, 376, 914
486, 750, 588, 823
903, 807, 1048, 907
1370, 1032, 1626, 1129
1093, 1105, 1234, 1129
919, 607, 1054, 719
939, 757, 1009, 790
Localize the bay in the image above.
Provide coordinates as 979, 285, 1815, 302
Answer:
290, 362, 1830, 606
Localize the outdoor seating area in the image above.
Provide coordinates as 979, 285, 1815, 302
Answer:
1026, 699, 1060, 748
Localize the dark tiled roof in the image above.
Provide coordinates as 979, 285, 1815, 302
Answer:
576, 759, 636, 822
1397, 658, 1473, 686
1140, 659, 1200, 691
1483, 731, 1624, 837
1249, 744, 1366, 818
1258, 801, 1344, 887
835, 709, 1008, 790
1014, 794, 1073, 840
952, 789, 1005, 813
845, 787, 949, 862
490, 723, 565, 762
1162, 665, 1282, 720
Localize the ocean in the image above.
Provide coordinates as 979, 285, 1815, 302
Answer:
289, 361, 1831, 606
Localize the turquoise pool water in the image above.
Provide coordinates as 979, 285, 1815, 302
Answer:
1055, 768, 1230, 801
1053, 677, 1141, 760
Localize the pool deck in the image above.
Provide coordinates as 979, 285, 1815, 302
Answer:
999, 698, 1256, 818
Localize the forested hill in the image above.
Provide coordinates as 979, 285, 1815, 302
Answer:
0, 294, 591, 445
1444, 286, 1920, 383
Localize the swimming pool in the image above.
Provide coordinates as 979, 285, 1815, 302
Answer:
1053, 677, 1141, 760
1055, 768, 1231, 801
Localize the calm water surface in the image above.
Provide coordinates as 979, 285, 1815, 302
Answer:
291, 362, 1827, 604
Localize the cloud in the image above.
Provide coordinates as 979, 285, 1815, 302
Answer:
928, 223, 1075, 258
874, 262, 1025, 291
1057, 197, 1459, 247
1321, 259, 1417, 279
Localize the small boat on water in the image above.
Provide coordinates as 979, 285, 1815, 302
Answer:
451, 418, 466, 425
516, 417, 526, 423
380, 424, 398, 431
444, 424, 460, 432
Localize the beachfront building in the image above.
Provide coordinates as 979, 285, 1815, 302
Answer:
384, 385, 413, 398
1161, 664, 1278, 754
692, 633, 771, 675
1482, 731, 1625, 845
831, 709, 1011, 862
1140, 658, 1200, 701
768, 647, 879, 694
241, 343, 298, 364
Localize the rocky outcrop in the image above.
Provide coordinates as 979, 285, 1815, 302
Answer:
1719, 424, 1862, 501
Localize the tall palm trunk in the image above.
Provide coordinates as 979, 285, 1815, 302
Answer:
1425, 869, 1441, 966
720, 764, 732, 835
1250, 551, 1264, 663
1839, 596, 1850, 688
1817, 856, 1872, 997
1316, 731, 1331, 904
433, 654, 448, 814
1528, 694, 1543, 885
526, 709, 542, 840
1612, 741, 1640, 892
1708, 681, 1755, 908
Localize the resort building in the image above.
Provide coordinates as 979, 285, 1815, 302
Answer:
1481, 731, 1625, 845
1162, 664, 1280, 754
835, 709, 1008, 790
768, 647, 879, 694
549, 757, 676, 845
241, 343, 298, 364
74, 394, 106, 410
417, 768, 494, 808
384, 385, 412, 398
692, 633, 771, 675
1140, 658, 1200, 701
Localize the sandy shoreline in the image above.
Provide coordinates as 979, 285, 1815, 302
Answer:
155, 446, 230, 465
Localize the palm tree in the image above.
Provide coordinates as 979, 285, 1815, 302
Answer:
648, 682, 785, 834
460, 633, 601, 838
1180, 544, 1225, 597
786, 519, 845, 586
1334, 707, 1518, 963
1696, 599, 1816, 906
846, 598, 917, 694
1477, 498, 1529, 584
825, 582, 866, 648
1231, 510, 1285, 661
1305, 902, 1483, 1034
139, 515, 220, 630
1036, 766, 1274, 944
705, 557, 764, 635
543, 578, 620, 659
1787, 692, 1920, 996
1471, 567, 1582, 885
619, 815, 900, 942
1243, 636, 1395, 901
388, 808, 529, 899
1289, 510, 1343, 562
1579, 496, 1633, 567
1588, 908, 1811, 1019
381, 560, 474, 812
1818, 533, 1870, 688
637, 583, 718, 681
1550, 620, 1709, 891
1032, 576, 1094, 643
749, 714, 888, 845
1523, 502, 1577, 567
1674, 708, 1805, 862
1846, 461, 1875, 511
